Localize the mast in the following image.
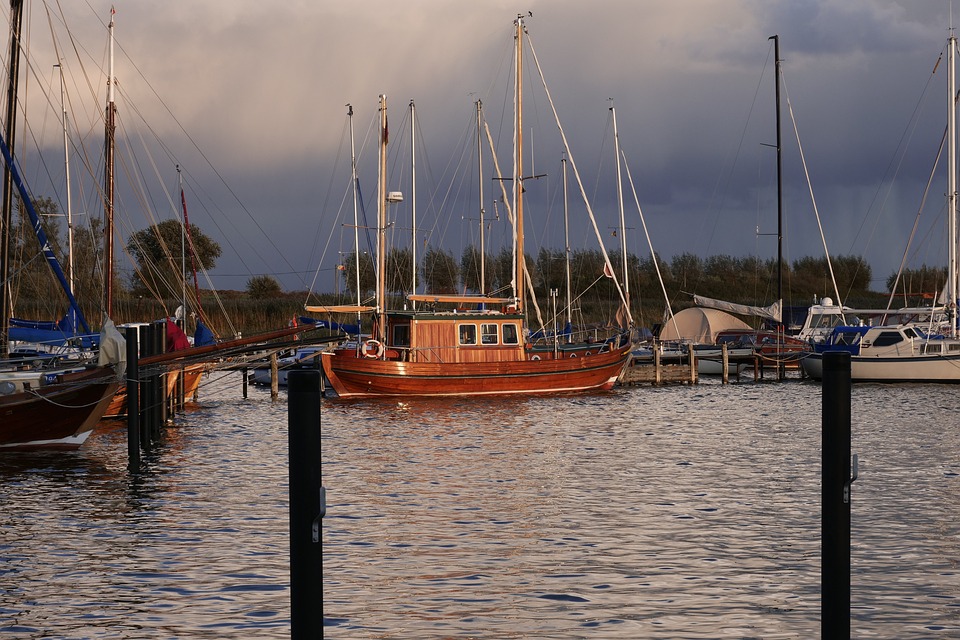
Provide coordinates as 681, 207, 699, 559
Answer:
410, 99, 417, 308
376, 94, 387, 342
104, 7, 116, 318
348, 104, 361, 325
514, 15, 525, 312
770, 34, 784, 318
949, 29, 958, 337
0, 0, 24, 356
611, 102, 629, 313
562, 154, 572, 339
177, 165, 186, 325
57, 62, 76, 328
477, 98, 485, 296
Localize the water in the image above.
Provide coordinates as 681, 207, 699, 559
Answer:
2, 373, 959, 638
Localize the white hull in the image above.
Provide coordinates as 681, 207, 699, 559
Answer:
801, 352, 960, 383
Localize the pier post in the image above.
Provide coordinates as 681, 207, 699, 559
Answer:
822, 350, 853, 639
242, 367, 248, 398
288, 369, 323, 639
271, 352, 280, 401
126, 325, 140, 471
721, 342, 729, 384
688, 343, 697, 384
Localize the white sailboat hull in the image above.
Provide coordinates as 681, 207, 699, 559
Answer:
801, 352, 960, 382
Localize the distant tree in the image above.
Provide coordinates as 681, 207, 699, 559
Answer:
460, 245, 495, 294
386, 247, 413, 295
886, 265, 947, 297
535, 247, 566, 297
11, 196, 63, 300
421, 246, 459, 293
489, 247, 515, 293
246, 275, 282, 298
127, 219, 221, 299
343, 251, 375, 299
792, 254, 870, 299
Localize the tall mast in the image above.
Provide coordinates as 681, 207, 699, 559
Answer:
57, 62, 75, 326
410, 99, 417, 308
0, 0, 24, 356
377, 94, 387, 342
104, 7, 116, 318
611, 102, 629, 313
177, 165, 186, 323
949, 29, 958, 337
514, 15, 525, 312
562, 154, 572, 338
770, 34, 783, 316
476, 98, 485, 296
348, 104, 361, 324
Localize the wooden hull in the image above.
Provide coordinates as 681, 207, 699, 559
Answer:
105, 363, 206, 418
801, 352, 960, 382
322, 343, 632, 398
0, 366, 120, 450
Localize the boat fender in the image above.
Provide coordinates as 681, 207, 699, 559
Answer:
362, 339, 385, 359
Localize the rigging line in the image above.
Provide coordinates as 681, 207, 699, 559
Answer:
524, 30, 630, 324
886, 126, 947, 311
848, 42, 948, 294
306, 111, 353, 304
780, 70, 845, 314
619, 147, 677, 336
79, 4, 302, 290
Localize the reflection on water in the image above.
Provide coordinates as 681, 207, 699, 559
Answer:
2, 374, 959, 638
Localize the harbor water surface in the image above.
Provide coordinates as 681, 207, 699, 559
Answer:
1, 372, 958, 638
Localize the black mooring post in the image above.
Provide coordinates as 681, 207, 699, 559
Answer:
288, 369, 323, 639
140, 324, 154, 447
822, 350, 853, 639
125, 325, 140, 471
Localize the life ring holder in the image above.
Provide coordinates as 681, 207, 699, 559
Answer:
362, 339, 385, 359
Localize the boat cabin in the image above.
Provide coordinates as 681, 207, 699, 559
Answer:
376, 310, 525, 364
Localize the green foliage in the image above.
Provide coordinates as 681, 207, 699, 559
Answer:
386, 247, 412, 295
246, 274, 282, 298
341, 251, 375, 299
420, 245, 459, 293
127, 219, 221, 299
886, 265, 946, 296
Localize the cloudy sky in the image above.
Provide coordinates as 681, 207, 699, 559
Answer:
9, 0, 960, 306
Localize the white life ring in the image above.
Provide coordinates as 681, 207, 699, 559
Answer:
362, 339, 385, 359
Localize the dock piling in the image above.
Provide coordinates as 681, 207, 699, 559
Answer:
288, 369, 323, 639
822, 350, 854, 639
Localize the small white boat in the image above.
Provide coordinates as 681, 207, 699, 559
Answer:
800, 324, 960, 382
250, 346, 324, 387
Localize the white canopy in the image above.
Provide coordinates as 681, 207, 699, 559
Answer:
658, 307, 752, 345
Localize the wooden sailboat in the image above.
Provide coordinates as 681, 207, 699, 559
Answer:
312, 17, 632, 398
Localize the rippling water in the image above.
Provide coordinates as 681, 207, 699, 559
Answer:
2, 373, 959, 638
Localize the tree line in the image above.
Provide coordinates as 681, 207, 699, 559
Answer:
9, 194, 948, 333
336, 245, 891, 308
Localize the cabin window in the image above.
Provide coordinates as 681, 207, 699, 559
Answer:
459, 324, 477, 345
393, 324, 410, 347
872, 331, 903, 347
502, 323, 519, 345
949, 343, 960, 353
481, 324, 498, 345
834, 331, 861, 346
921, 343, 943, 355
